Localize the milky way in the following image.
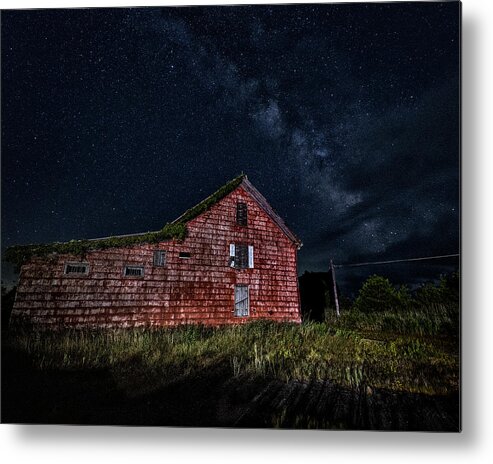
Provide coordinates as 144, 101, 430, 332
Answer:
1, 3, 460, 293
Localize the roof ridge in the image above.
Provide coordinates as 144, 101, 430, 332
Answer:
173, 174, 302, 248
78, 174, 247, 241
171, 174, 246, 225
240, 178, 302, 248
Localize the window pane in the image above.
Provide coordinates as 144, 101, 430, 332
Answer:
236, 202, 247, 226
235, 244, 248, 269
153, 250, 166, 266
65, 263, 88, 275
124, 266, 144, 276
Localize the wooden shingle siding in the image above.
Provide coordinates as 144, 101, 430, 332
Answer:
10, 185, 301, 328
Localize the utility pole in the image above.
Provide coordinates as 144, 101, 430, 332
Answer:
330, 259, 340, 317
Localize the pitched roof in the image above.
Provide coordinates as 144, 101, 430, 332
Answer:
172, 174, 302, 248
171, 174, 246, 224
5, 174, 302, 265
239, 177, 302, 248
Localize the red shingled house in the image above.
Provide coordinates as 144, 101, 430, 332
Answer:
8, 175, 302, 328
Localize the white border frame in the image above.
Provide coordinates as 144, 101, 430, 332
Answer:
2, 1, 493, 464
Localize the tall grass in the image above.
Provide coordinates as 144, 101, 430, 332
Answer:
327, 301, 459, 337
5, 304, 459, 396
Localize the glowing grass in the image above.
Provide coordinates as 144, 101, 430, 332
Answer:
5, 306, 459, 397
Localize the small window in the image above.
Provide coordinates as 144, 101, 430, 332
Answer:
153, 250, 166, 266
179, 252, 191, 259
64, 263, 89, 275
124, 265, 144, 277
229, 244, 254, 269
236, 202, 247, 226
234, 285, 249, 317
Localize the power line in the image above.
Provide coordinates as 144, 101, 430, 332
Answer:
334, 253, 460, 269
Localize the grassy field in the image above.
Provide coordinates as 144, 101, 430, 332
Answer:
4, 303, 459, 396
1, 269, 460, 429
1, 297, 459, 429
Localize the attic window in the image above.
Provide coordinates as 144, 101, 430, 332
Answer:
64, 263, 89, 275
124, 265, 144, 277
153, 250, 166, 267
179, 252, 191, 259
236, 202, 247, 226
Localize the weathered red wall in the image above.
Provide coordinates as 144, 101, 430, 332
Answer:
10, 187, 301, 327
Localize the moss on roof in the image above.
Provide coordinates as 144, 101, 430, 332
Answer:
172, 173, 245, 224
5, 174, 246, 267
4, 223, 187, 268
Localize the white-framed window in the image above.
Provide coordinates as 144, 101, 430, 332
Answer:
153, 250, 166, 266
124, 265, 144, 277
234, 285, 250, 317
64, 263, 89, 275
179, 251, 191, 259
229, 243, 254, 269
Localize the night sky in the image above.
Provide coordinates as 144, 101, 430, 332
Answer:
1, 2, 460, 295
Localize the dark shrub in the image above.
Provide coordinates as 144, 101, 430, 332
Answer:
353, 275, 410, 313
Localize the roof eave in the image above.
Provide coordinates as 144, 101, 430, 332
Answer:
239, 178, 303, 249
